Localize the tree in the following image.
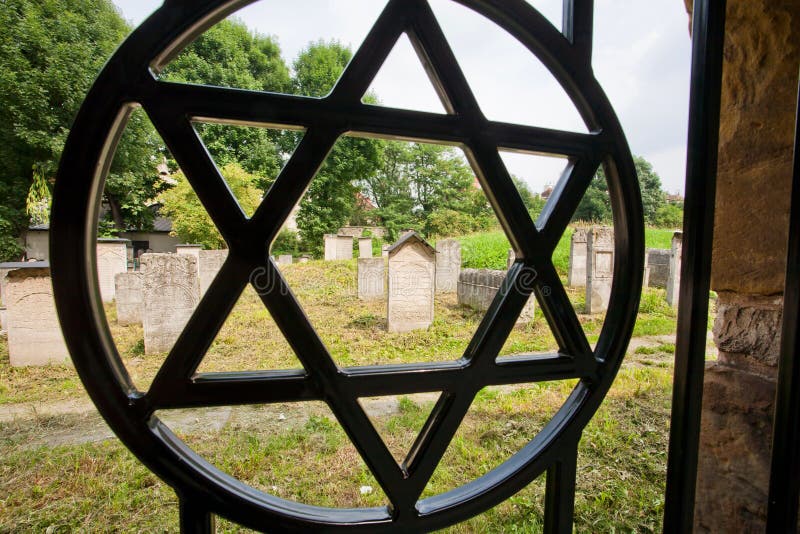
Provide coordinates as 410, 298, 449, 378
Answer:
292, 41, 382, 254
159, 163, 262, 249
161, 19, 292, 188
653, 203, 683, 228
573, 155, 666, 225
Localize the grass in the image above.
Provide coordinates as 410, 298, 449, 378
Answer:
0, 235, 684, 531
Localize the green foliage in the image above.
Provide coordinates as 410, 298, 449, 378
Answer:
26, 167, 51, 226
271, 229, 300, 256
292, 42, 382, 255
653, 202, 683, 228
160, 163, 261, 249
573, 174, 612, 223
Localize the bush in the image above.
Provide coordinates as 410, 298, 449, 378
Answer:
271, 229, 300, 256
653, 203, 683, 228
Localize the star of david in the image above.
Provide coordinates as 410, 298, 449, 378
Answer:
129, 0, 609, 514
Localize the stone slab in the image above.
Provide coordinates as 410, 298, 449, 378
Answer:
335, 235, 353, 260
96, 240, 129, 303
198, 250, 228, 295
142, 254, 200, 354
358, 238, 373, 259
585, 227, 614, 314
435, 239, 461, 293
568, 228, 588, 287
645, 248, 670, 288
115, 272, 143, 325
277, 255, 293, 265
666, 231, 683, 307
358, 258, 385, 300
5, 267, 70, 366
457, 268, 535, 323
387, 234, 435, 333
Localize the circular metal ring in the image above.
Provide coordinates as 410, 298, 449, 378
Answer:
51, 0, 644, 530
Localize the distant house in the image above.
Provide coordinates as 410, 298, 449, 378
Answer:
542, 185, 554, 201
23, 204, 180, 262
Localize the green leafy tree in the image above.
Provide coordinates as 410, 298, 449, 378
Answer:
653, 202, 683, 228
292, 41, 382, 255
160, 163, 261, 249
161, 19, 292, 187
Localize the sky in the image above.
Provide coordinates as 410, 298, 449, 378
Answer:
111, 0, 692, 196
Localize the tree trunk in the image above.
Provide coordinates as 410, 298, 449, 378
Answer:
106, 194, 125, 231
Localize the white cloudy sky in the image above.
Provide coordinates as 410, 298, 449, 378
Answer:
112, 0, 692, 195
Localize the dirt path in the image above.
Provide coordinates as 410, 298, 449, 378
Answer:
0, 335, 693, 449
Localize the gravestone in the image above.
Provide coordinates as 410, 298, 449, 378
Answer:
335, 235, 353, 260
115, 272, 143, 325
5, 265, 70, 366
387, 233, 435, 333
666, 231, 683, 307
142, 254, 200, 354
586, 227, 614, 314
457, 268, 535, 323
568, 228, 588, 287
358, 237, 373, 258
358, 258, 385, 300
298, 255, 311, 264
96, 239, 129, 303
435, 239, 461, 293
645, 249, 671, 288
277, 255, 293, 265
323, 234, 338, 261
198, 250, 228, 295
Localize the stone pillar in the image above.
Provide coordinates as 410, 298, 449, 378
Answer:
666, 232, 683, 307
141, 254, 200, 355
5, 266, 70, 366
198, 250, 228, 295
115, 272, 143, 325
387, 233, 435, 333
358, 237, 373, 258
96, 238, 129, 303
358, 258, 385, 300
568, 228, 588, 287
585, 227, 614, 314
686, 1, 800, 531
323, 234, 337, 261
435, 239, 461, 293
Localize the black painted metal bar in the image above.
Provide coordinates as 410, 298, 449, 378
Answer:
662, 0, 727, 531
562, 0, 593, 63
179, 497, 215, 533
766, 71, 800, 533
543, 440, 579, 534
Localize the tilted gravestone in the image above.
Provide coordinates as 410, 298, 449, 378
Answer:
5, 265, 70, 366
568, 228, 588, 287
435, 239, 461, 293
644, 248, 671, 288
115, 272, 143, 325
142, 254, 200, 354
198, 250, 228, 295
586, 227, 614, 314
457, 268, 535, 323
358, 237, 373, 259
96, 238, 129, 303
666, 231, 683, 307
358, 258, 385, 300
387, 233, 435, 333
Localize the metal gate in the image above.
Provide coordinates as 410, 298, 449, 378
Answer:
47, 0, 800, 532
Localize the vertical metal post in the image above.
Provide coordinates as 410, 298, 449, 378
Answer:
180, 497, 215, 533
543, 440, 579, 534
766, 72, 800, 533
662, 0, 726, 532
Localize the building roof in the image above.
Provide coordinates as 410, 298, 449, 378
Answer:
386, 231, 436, 257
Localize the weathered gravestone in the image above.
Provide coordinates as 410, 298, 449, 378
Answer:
115, 272, 143, 325
666, 231, 683, 308
387, 233, 435, 333
277, 255, 293, 265
142, 254, 200, 354
323, 234, 338, 261
457, 268, 535, 323
435, 239, 461, 293
96, 238, 129, 303
335, 235, 353, 260
568, 228, 588, 287
586, 227, 614, 314
198, 250, 228, 295
5, 264, 70, 366
358, 237, 373, 259
644, 248, 671, 288
358, 258, 385, 300
298, 255, 311, 264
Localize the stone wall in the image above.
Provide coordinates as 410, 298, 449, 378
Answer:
457, 269, 535, 322
683, 0, 800, 530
